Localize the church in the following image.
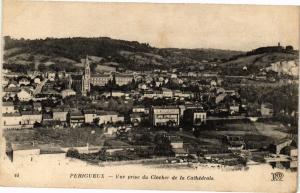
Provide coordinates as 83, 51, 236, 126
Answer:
79, 56, 134, 96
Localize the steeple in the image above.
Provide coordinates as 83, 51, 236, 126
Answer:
85, 55, 90, 67
82, 55, 91, 96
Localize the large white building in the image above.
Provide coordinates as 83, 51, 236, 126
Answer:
150, 106, 180, 126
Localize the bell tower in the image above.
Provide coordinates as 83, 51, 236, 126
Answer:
82, 55, 91, 96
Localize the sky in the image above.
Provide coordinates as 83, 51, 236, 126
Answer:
3, 0, 299, 51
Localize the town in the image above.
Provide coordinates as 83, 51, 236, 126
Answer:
2, 40, 298, 171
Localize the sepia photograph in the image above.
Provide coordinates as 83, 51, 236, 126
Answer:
0, 0, 299, 192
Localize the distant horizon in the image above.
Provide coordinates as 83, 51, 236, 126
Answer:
5, 35, 298, 52
3, 1, 299, 52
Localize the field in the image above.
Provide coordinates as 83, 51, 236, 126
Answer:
3, 126, 105, 151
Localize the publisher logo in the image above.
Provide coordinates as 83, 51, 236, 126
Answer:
271, 172, 284, 181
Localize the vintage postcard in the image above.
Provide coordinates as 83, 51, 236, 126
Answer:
0, 0, 299, 192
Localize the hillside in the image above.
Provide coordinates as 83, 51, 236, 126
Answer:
219, 51, 298, 76
3, 36, 298, 76
3, 36, 243, 72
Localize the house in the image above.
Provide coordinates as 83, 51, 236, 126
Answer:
111, 91, 126, 97
18, 78, 31, 86
132, 106, 149, 114
229, 104, 240, 114
61, 89, 76, 99
269, 139, 294, 155
42, 113, 54, 124
169, 135, 184, 149
225, 136, 245, 151
210, 80, 217, 87
21, 111, 42, 126
188, 72, 197, 77
183, 109, 207, 126
33, 102, 42, 112
2, 102, 17, 114
53, 108, 69, 122
261, 103, 273, 117
161, 88, 173, 98
170, 74, 177, 79
149, 106, 180, 126
98, 111, 124, 125
7, 81, 18, 88
103, 125, 119, 136
47, 72, 56, 81
17, 88, 33, 101
83, 110, 99, 124
69, 110, 85, 128
130, 113, 145, 126
143, 91, 156, 98
34, 77, 42, 84
2, 112, 22, 129
138, 83, 148, 90
173, 148, 188, 157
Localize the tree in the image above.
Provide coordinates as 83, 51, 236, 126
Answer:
153, 135, 173, 156
66, 149, 80, 158
93, 117, 100, 126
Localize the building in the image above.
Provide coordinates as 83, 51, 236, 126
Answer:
150, 106, 180, 126
132, 106, 149, 114
183, 109, 207, 126
261, 103, 273, 117
18, 78, 31, 86
47, 72, 56, 81
98, 111, 124, 125
2, 112, 22, 129
81, 56, 91, 96
17, 88, 33, 101
83, 110, 99, 124
115, 74, 133, 86
33, 102, 42, 112
61, 89, 76, 98
161, 88, 173, 98
53, 108, 69, 122
20, 111, 42, 125
130, 113, 146, 126
2, 102, 17, 114
42, 113, 54, 124
90, 74, 112, 86
69, 110, 85, 128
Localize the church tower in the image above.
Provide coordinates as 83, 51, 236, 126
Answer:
82, 55, 91, 96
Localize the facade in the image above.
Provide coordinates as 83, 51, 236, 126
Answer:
61, 89, 76, 98
17, 89, 33, 101
33, 102, 42, 112
183, 109, 207, 126
115, 74, 133, 86
69, 110, 85, 127
98, 111, 124, 125
90, 74, 112, 86
20, 111, 42, 125
18, 78, 31, 86
132, 106, 149, 114
53, 109, 69, 122
83, 110, 99, 124
2, 113, 22, 129
2, 102, 17, 114
150, 106, 180, 126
